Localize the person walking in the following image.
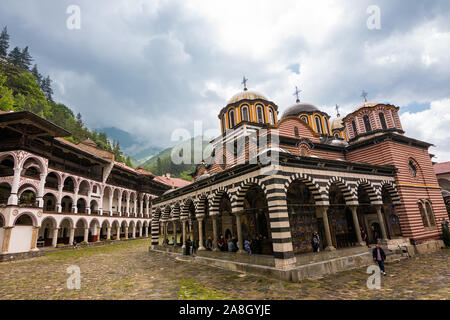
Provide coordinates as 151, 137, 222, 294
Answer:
311, 232, 320, 253
244, 239, 251, 254
217, 235, 225, 251
185, 237, 191, 256
360, 227, 368, 247
372, 244, 387, 275
192, 239, 198, 255
227, 238, 236, 252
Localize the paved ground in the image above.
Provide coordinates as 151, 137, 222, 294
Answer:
0, 239, 449, 300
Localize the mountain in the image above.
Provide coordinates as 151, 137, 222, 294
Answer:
96, 126, 163, 165
142, 136, 211, 180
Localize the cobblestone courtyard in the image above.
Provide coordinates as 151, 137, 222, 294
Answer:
0, 239, 449, 300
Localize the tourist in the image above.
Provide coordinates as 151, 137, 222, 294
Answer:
371, 225, 379, 244
217, 235, 226, 251
192, 239, 198, 255
172, 237, 175, 245
244, 239, 251, 254
185, 237, 191, 256
232, 237, 238, 252
372, 244, 387, 275
227, 238, 235, 252
360, 227, 368, 247
311, 232, 320, 253
206, 237, 213, 250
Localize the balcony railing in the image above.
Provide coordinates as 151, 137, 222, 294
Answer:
18, 200, 40, 208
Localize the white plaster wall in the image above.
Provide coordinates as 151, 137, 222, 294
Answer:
0, 228, 5, 250
9, 226, 32, 253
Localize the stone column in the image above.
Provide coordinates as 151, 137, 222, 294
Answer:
116, 226, 120, 240
145, 225, 149, 237
132, 225, 136, 238
96, 227, 101, 242
125, 226, 129, 239
350, 205, 365, 246
140, 200, 144, 217
212, 215, 219, 251
52, 228, 59, 247
235, 213, 244, 254
8, 168, 21, 205
83, 228, 89, 242
1, 227, 13, 253
320, 206, 336, 251
109, 194, 113, 216
375, 205, 388, 240
30, 226, 40, 251
139, 224, 143, 237
37, 173, 46, 208
173, 221, 177, 244
69, 227, 75, 245
198, 216, 206, 251
181, 219, 187, 253
126, 194, 130, 217
106, 227, 111, 240
163, 222, 167, 244
117, 192, 122, 216
56, 185, 63, 213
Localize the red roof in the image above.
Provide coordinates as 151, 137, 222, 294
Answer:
433, 161, 450, 175
154, 175, 192, 188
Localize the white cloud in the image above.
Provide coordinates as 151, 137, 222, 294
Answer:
401, 99, 450, 162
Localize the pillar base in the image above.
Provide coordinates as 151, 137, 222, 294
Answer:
357, 241, 367, 247
237, 249, 245, 254
198, 246, 206, 251
324, 246, 336, 252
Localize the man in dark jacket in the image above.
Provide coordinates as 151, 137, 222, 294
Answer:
372, 244, 387, 275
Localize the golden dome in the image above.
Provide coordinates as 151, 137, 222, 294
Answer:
331, 118, 344, 130
355, 102, 380, 111
226, 90, 268, 105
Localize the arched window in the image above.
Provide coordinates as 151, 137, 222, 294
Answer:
324, 117, 330, 135
334, 133, 340, 139
379, 112, 387, 130
409, 160, 417, 178
294, 127, 299, 138
352, 120, 358, 135
256, 105, 265, 123
268, 107, 275, 124
315, 116, 323, 134
222, 116, 227, 131
391, 110, 397, 127
241, 105, 249, 122
228, 110, 235, 128
363, 115, 372, 132
300, 116, 309, 125
425, 202, 436, 227
418, 202, 429, 227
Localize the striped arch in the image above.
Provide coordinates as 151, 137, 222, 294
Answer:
161, 205, 171, 221
180, 198, 195, 220
209, 187, 232, 216
380, 181, 401, 205
283, 173, 325, 204
172, 202, 181, 220
19, 154, 47, 175
355, 178, 382, 204
232, 177, 267, 212
151, 207, 162, 245
325, 176, 357, 204
195, 193, 209, 217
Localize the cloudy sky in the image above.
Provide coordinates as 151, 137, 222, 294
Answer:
1, 0, 450, 161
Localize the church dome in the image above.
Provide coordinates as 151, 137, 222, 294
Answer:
331, 118, 344, 130
281, 102, 319, 119
355, 102, 380, 112
226, 90, 268, 105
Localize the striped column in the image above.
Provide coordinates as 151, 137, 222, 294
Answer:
151, 207, 160, 246
265, 178, 296, 269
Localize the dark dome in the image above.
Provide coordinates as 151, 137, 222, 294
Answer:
281, 103, 320, 119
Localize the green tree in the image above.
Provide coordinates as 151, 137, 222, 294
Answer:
8, 46, 22, 66
20, 46, 33, 70
31, 64, 42, 84
0, 73, 14, 111
0, 26, 9, 58
41, 75, 53, 100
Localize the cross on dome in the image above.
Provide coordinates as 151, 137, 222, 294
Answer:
293, 86, 301, 103
242, 76, 248, 91
361, 90, 368, 102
